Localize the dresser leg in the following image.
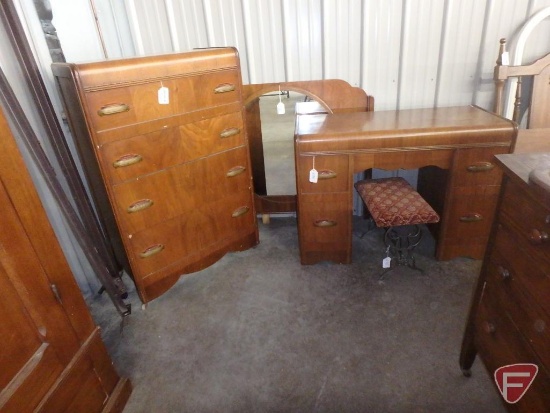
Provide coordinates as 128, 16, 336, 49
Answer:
459, 321, 477, 377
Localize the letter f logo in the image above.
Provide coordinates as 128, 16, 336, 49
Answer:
494, 363, 538, 404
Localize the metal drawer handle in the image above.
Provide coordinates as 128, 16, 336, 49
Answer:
484, 321, 496, 334
528, 228, 550, 245
98, 103, 130, 116
220, 127, 241, 139
214, 83, 236, 94
459, 213, 483, 223
466, 162, 495, 172
497, 265, 510, 280
227, 166, 246, 177
318, 170, 338, 180
139, 244, 164, 258
232, 206, 250, 218
113, 154, 143, 168
127, 199, 154, 213
314, 220, 337, 228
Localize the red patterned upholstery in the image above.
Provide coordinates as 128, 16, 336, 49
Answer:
355, 177, 440, 228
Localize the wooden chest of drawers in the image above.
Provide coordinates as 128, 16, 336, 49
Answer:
53, 48, 258, 303
460, 153, 550, 411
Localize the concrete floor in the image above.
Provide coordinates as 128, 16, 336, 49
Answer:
91, 217, 506, 413
89, 94, 507, 412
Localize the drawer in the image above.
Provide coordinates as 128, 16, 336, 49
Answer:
297, 155, 349, 194
298, 193, 351, 244
86, 69, 241, 132
127, 189, 255, 276
111, 146, 251, 234
98, 111, 244, 184
500, 179, 550, 263
443, 184, 500, 239
489, 224, 550, 322
451, 147, 507, 187
474, 290, 550, 412
487, 246, 550, 369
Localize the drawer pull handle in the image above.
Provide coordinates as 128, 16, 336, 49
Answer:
314, 220, 337, 228
232, 206, 250, 218
484, 321, 496, 334
220, 127, 241, 139
497, 265, 510, 280
459, 213, 483, 223
466, 162, 495, 172
227, 166, 246, 177
139, 244, 164, 258
127, 199, 154, 213
113, 154, 143, 168
214, 83, 236, 94
528, 228, 550, 244
318, 170, 338, 180
98, 103, 130, 116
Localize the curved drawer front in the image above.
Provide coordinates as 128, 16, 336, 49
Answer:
126, 189, 255, 276
86, 70, 241, 132
297, 155, 349, 194
444, 185, 500, 239
298, 193, 351, 245
452, 147, 508, 187
99, 111, 244, 184
111, 146, 251, 234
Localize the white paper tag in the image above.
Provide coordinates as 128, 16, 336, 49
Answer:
158, 86, 170, 104
382, 257, 391, 269
501, 51, 510, 66
277, 101, 285, 114
309, 168, 318, 183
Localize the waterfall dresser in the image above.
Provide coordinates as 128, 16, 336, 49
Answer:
53, 48, 258, 303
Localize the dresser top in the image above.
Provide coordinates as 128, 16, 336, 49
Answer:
295, 106, 517, 154
496, 152, 550, 202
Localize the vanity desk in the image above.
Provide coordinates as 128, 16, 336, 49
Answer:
460, 152, 550, 411
294, 105, 517, 265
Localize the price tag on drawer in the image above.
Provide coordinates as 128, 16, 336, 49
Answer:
309, 168, 318, 183
158, 86, 170, 104
309, 156, 318, 183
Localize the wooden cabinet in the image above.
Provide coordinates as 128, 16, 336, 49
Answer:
460, 153, 550, 412
0, 106, 130, 412
52, 48, 259, 303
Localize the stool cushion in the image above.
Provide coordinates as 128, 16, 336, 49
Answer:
355, 177, 440, 228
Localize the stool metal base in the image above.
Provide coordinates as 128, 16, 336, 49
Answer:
379, 224, 424, 281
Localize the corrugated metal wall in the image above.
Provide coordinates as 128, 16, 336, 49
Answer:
8, 0, 548, 297
92, 0, 550, 111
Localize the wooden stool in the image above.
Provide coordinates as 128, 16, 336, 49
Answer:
354, 177, 440, 278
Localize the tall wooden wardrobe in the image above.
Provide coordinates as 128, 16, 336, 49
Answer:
0, 105, 131, 411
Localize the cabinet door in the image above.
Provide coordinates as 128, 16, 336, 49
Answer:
0, 179, 71, 412
0, 176, 113, 413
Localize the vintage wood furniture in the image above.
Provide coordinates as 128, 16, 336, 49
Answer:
459, 152, 550, 412
52, 48, 259, 303
294, 105, 517, 265
242, 80, 374, 218
494, 38, 550, 153
0, 105, 131, 412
